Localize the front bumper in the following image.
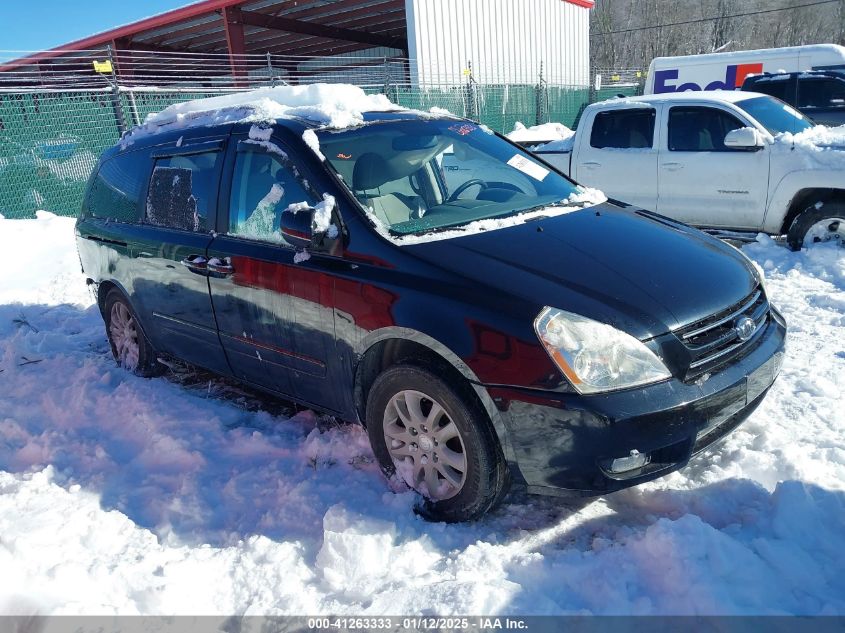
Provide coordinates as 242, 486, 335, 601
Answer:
487, 309, 787, 496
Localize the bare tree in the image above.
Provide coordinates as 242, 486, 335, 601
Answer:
710, 0, 734, 52
590, 0, 841, 73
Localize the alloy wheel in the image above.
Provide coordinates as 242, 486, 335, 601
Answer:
383, 389, 468, 500
109, 301, 140, 371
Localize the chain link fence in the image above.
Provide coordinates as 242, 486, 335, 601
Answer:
0, 54, 642, 219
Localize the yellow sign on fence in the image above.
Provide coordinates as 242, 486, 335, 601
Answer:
93, 60, 113, 74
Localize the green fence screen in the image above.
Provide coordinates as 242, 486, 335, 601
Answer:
0, 90, 121, 219
0, 82, 640, 219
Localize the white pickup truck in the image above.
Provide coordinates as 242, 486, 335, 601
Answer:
525, 91, 845, 250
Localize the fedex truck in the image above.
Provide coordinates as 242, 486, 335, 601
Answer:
645, 44, 845, 94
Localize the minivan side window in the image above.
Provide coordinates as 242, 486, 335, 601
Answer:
668, 106, 745, 152
228, 149, 319, 243
589, 109, 656, 149
87, 150, 146, 222
145, 151, 220, 232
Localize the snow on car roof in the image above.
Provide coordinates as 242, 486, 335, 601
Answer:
650, 43, 845, 64
120, 83, 403, 147
592, 90, 771, 109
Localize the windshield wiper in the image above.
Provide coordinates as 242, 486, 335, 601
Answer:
517, 200, 572, 216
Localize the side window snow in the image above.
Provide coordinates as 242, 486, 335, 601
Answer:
228, 149, 320, 244
145, 151, 220, 232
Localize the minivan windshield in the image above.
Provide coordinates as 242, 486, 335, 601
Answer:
736, 95, 814, 135
317, 118, 585, 236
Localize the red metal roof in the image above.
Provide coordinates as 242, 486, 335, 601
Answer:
2, 0, 593, 72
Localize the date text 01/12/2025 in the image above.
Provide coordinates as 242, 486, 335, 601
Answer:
307, 616, 529, 630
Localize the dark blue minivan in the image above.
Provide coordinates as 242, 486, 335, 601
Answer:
76, 107, 786, 521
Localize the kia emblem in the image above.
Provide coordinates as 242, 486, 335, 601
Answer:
734, 316, 756, 342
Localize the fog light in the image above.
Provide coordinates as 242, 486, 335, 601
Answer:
610, 450, 650, 473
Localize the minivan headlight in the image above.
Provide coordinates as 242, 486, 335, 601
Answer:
534, 307, 671, 394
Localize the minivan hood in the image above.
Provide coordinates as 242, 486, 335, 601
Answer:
403, 203, 758, 339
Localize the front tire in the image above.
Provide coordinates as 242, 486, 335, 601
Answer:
103, 289, 164, 377
366, 364, 509, 522
786, 201, 845, 250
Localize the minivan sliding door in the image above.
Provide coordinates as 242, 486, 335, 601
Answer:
131, 139, 230, 375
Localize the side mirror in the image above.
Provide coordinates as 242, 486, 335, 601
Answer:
724, 127, 764, 149
280, 198, 337, 249
280, 206, 315, 249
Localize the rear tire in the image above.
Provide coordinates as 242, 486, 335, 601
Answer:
786, 201, 845, 251
103, 289, 164, 377
366, 364, 509, 522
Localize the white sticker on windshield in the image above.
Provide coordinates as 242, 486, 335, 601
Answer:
507, 155, 549, 181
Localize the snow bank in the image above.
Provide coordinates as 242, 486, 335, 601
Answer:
774, 124, 845, 170
508, 122, 576, 153
0, 211, 91, 306
534, 137, 576, 152
122, 84, 400, 147
0, 215, 843, 615
508, 121, 575, 145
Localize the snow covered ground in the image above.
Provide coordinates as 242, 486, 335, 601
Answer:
507, 121, 576, 152
0, 213, 843, 616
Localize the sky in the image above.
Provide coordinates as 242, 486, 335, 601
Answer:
1, 0, 195, 52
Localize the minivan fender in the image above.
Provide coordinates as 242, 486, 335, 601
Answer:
353, 327, 520, 472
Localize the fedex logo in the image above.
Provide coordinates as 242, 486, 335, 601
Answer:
654, 63, 764, 93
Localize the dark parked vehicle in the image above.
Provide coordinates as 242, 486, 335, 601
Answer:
77, 108, 786, 521
742, 70, 845, 127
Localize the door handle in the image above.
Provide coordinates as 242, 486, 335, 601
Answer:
661, 162, 684, 171
180, 255, 208, 273
207, 258, 234, 276
581, 161, 601, 168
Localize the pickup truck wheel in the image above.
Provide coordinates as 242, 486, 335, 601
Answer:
787, 202, 845, 250
366, 364, 509, 522
104, 289, 164, 377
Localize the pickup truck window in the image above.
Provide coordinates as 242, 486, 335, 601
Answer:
145, 151, 219, 232
668, 106, 744, 152
736, 95, 814, 135
748, 76, 791, 102
589, 109, 655, 150
797, 77, 845, 108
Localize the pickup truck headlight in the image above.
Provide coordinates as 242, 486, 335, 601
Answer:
534, 307, 671, 394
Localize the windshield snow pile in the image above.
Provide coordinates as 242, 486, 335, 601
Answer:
121, 84, 400, 146
369, 186, 608, 246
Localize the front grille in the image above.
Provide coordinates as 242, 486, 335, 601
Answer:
676, 286, 770, 379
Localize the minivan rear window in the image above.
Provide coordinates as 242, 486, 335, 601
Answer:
145, 151, 219, 232
86, 151, 146, 222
